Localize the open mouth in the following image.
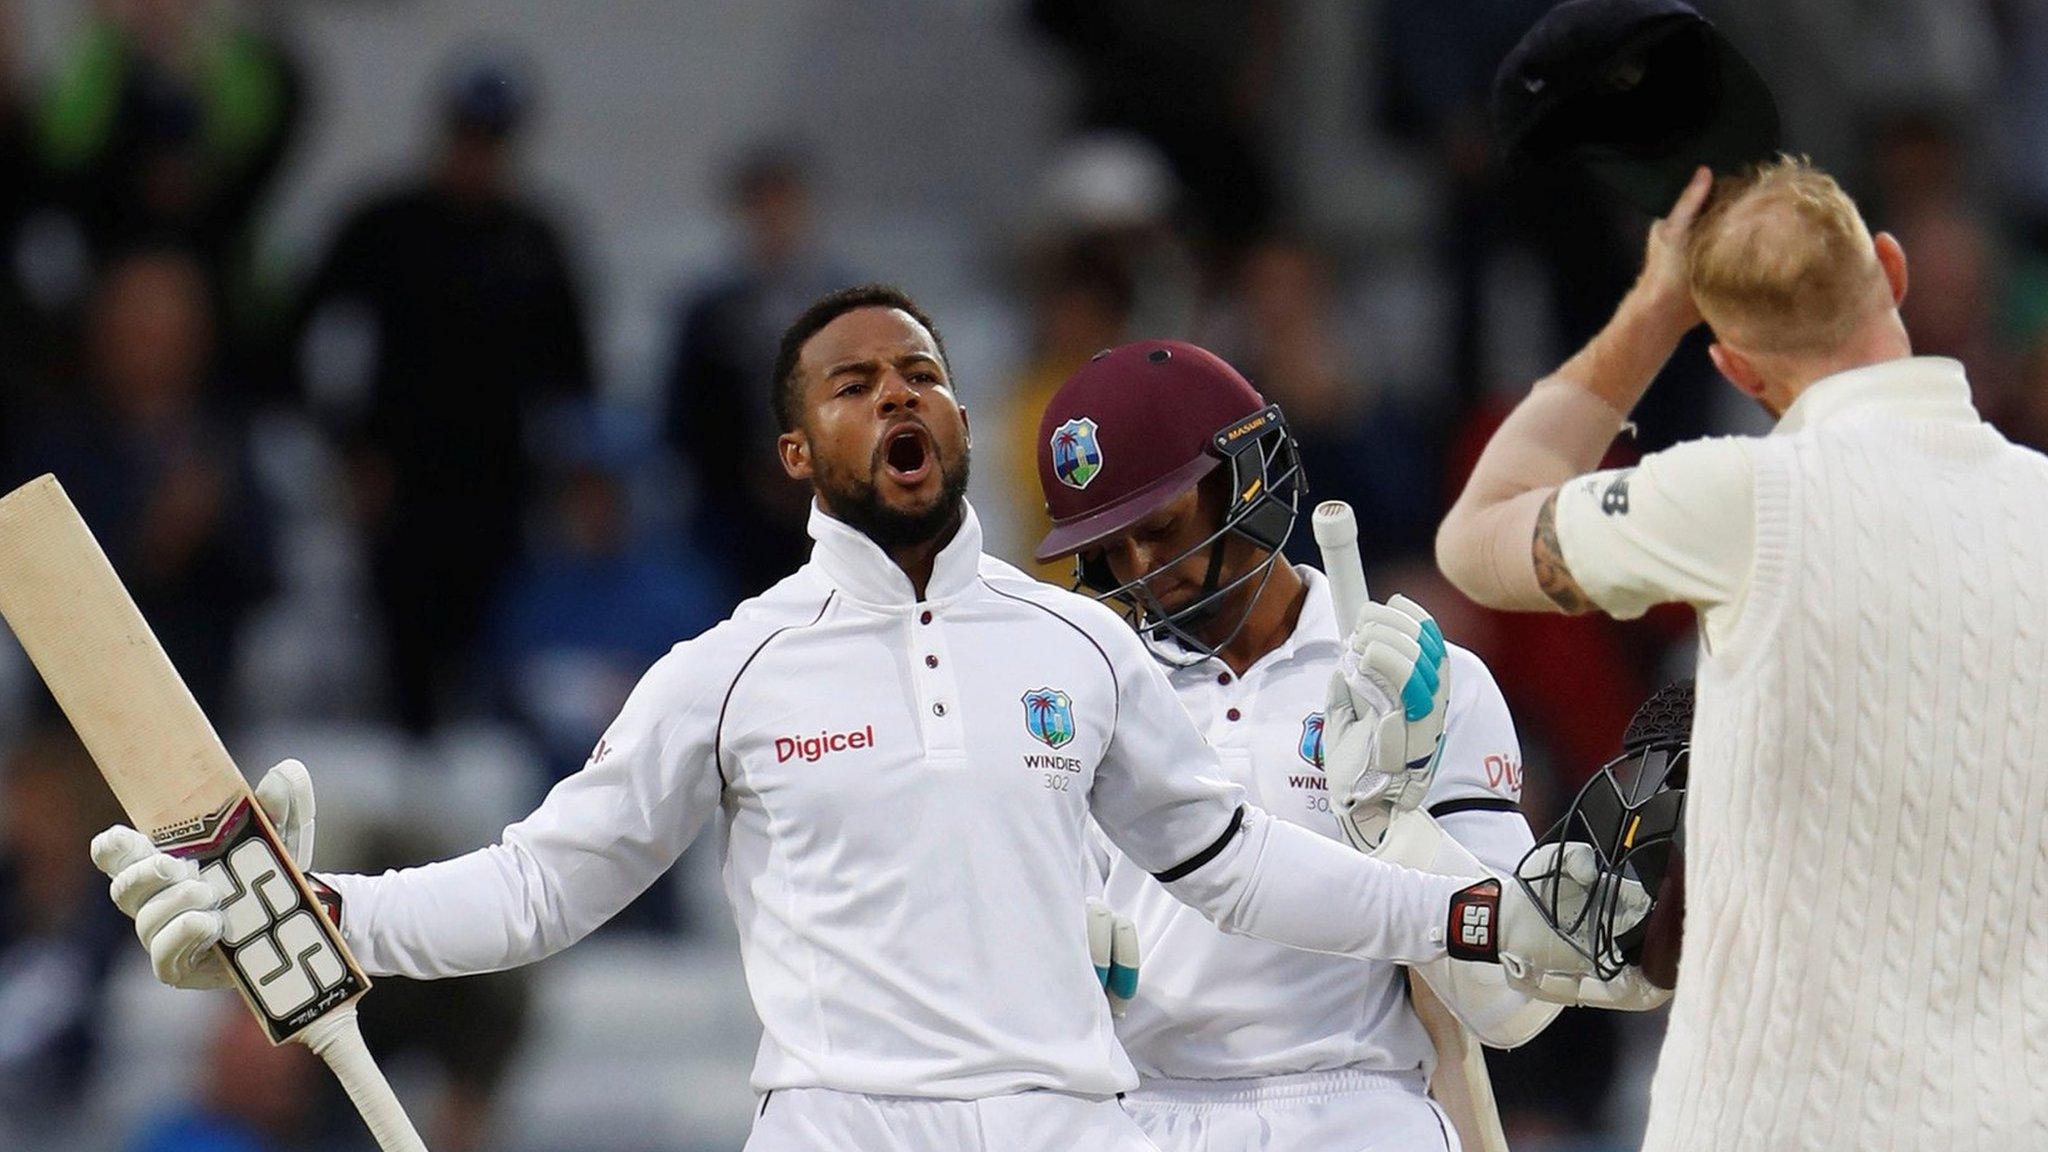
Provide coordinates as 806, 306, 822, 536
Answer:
881, 424, 935, 486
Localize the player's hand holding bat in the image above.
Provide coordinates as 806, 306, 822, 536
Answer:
92, 759, 318, 990
1322, 595, 1451, 853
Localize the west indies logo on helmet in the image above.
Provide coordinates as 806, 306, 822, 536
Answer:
1049, 417, 1103, 489
1033, 340, 1305, 662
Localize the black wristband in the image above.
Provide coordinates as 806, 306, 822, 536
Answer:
1447, 878, 1501, 963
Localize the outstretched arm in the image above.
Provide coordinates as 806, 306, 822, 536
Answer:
323, 648, 723, 978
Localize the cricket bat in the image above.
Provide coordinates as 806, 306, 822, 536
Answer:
1313, 499, 1510, 1152
0, 475, 427, 1152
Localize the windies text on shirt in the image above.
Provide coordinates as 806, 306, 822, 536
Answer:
775, 725, 876, 763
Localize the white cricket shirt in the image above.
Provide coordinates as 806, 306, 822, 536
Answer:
324, 503, 1468, 1100
1551, 356, 2048, 1150
1101, 567, 1534, 1081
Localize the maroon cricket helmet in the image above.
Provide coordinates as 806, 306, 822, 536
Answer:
1033, 339, 1306, 661
1035, 340, 1277, 561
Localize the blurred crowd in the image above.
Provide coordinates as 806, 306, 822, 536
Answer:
1, 1, 2044, 1150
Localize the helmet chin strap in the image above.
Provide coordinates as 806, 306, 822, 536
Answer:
1187, 533, 1232, 624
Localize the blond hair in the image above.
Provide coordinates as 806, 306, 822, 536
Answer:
1687, 156, 1888, 355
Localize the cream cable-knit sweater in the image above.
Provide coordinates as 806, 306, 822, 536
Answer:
1642, 406, 2048, 1151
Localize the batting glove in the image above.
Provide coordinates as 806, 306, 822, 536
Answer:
1440, 843, 1660, 1008
89, 759, 317, 991
1086, 897, 1140, 1017
1323, 594, 1450, 853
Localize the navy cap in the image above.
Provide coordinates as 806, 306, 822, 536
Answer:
1492, 0, 1780, 214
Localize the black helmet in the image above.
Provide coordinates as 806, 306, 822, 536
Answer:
1518, 681, 1692, 979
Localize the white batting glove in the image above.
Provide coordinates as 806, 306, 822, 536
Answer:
1086, 897, 1140, 1017
1323, 594, 1451, 852
88, 759, 317, 991
1493, 842, 1655, 1004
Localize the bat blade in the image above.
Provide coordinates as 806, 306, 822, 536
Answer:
0, 474, 369, 1043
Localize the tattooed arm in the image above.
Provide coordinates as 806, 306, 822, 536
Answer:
1532, 491, 1597, 614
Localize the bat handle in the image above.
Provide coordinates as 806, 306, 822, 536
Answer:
1312, 500, 1371, 635
299, 1007, 431, 1152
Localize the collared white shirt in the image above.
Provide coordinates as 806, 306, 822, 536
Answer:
1098, 567, 1531, 1081
1553, 356, 1977, 648
325, 503, 1466, 1101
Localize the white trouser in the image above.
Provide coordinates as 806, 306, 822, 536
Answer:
744, 1086, 1159, 1151
1121, 1066, 1458, 1152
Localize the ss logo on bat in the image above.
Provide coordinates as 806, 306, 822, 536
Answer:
200, 832, 355, 1033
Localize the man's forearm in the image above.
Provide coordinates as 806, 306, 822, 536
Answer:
1436, 285, 1695, 610
1553, 284, 1700, 414
1161, 805, 1464, 964
321, 845, 571, 980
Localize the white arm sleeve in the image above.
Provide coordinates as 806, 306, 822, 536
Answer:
1158, 804, 1466, 964
1087, 629, 1463, 964
323, 642, 726, 979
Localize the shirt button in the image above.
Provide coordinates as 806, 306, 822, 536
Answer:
1226, 708, 1242, 722
1217, 672, 1233, 685
925, 655, 939, 669
933, 702, 948, 717
919, 610, 933, 625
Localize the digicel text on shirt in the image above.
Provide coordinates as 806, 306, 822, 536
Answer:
776, 725, 876, 763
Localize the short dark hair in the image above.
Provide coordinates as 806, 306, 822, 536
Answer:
770, 284, 948, 432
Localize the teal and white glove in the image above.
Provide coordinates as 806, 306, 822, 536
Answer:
1086, 897, 1140, 1017
1323, 594, 1450, 853
88, 759, 317, 991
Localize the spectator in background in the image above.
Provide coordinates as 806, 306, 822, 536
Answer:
997, 242, 1133, 577
7, 246, 276, 717
1866, 108, 2016, 400
1204, 235, 1437, 567
0, 730, 127, 1128
490, 401, 729, 784
1029, 0, 1283, 250
125, 1006, 319, 1152
34, 0, 302, 306
660, 145, 850, 599
1029, 133, 1199, 340
295, 49, 593, 733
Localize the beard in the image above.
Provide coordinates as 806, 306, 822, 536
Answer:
815, 438, 972, 550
